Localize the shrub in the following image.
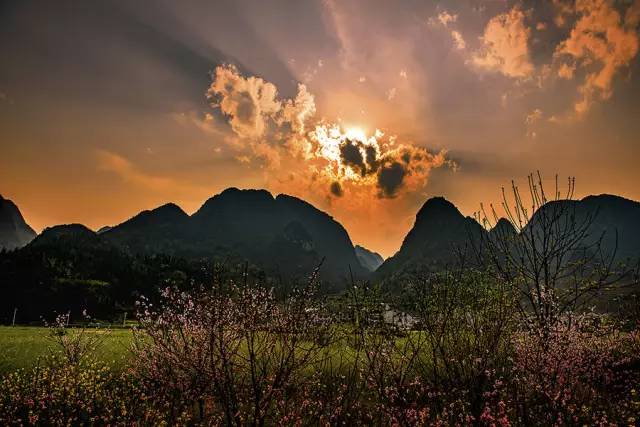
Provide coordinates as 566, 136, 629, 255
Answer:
511, 316, 640, 425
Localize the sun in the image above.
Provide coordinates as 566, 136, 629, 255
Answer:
344, 126, 367, 142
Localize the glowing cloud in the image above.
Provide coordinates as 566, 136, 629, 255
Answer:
206, 65, 451, 200
451, 30, 466, 50
428, 10, 458, 28
554, 0, 640, 114
472, 7, 534, 78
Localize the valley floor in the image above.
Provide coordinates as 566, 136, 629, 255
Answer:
0, 326, 132, 375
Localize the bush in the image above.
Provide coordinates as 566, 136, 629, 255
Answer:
511, 317, 640, 425
1, 275, 639, 425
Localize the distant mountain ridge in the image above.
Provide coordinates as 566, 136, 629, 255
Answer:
0, 195, 36, 250
376, 194, 640, 284
7, 190, 640, 285
6, 190, 639, 321
525, 194, 640, 262
99, 188, 367, 281
355, 245, 384, 272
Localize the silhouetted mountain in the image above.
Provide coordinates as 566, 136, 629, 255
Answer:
580, 195, 640, 262
32, 223, 96, 243
377, 194, 640, 295
489, 218, 517, 238
1, 223, 212, 322
355, 245, 384, 272
97, 226, 112, 234
103, 203, 189, 255
376, 197, 485, 282
0, 195, 36, 250
100, 188, 366, 282
274, 194, 365, 280
526, 194, 640, 263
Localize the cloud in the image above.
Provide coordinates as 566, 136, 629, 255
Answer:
280, 83, 317, 134
429, 11, 458, 28
206, 64, 318, 167
439, 11, 457, 27
525, 108, 543, 125
557, 62, 576, 79
471, 7, 534, 78
554, 0, 640, 114
340, 139, 368, 175
428, 10, 466, 51
628, 0, 640, 27
377, 162, 406, 198
207, 64, 316, 140
97, 150, 181, 192
330, 181, 343, 197
525, 108, 543, 138
451, 30, 466, 50
311, 124, 450, 199
207, 66, 452, 201
207, 65, 281, 139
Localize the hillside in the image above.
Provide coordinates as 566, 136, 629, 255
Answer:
101, 188, 367, 281
355, 245, 384, 272
0, 195, 36, 250
376, 197, 485, 283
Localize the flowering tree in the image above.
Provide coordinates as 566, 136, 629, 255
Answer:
45, 310, 108, 366
132, 264, 335, 425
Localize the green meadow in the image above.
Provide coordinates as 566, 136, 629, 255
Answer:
0, 326, 133, 375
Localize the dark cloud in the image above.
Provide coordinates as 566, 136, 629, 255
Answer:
377, 162, 406, 198
365, 145, 379, 171
401, 151, 411, 164
330, 181, 343, 197
339, 138, 381, 177
339, 139, 366, 175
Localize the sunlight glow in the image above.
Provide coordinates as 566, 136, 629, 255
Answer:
345, 126, 367, 142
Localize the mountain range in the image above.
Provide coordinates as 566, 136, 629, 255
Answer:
1, 188, 639, 321
27, 188, 370, 281
2, 189, 640, 282
376, 194, 640, 287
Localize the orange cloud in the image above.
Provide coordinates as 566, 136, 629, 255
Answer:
557, 63, 576, 79
206, 66, 452, 201
554, 0, 640, 114
451, 30, 466, 50
525, 108, 543, 138
97, 150, 183, 193
472, 7, 534, 78
428, 10, 458, 28
207, 65, 281, 139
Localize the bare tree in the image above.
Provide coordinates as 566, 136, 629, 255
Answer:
473, 173, 638, 333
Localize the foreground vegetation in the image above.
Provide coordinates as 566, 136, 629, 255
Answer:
1, 176, 639, 425
1, 271, 639, 426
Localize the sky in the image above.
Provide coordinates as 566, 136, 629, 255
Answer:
1, 0, 640, 257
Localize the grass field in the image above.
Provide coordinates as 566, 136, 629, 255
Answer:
0, 326, 133, 375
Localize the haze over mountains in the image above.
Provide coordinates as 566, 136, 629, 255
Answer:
355, 246, 385, 272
